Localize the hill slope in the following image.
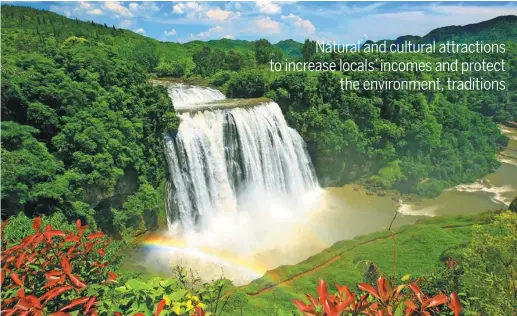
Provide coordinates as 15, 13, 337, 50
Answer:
0, 5, 302, 68
373, 15, 517, 45
224, 212, 497, 315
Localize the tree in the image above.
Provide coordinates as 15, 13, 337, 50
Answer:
227, 70, 266, 98
301, 38, 317, 61
224, 50, 245, 71
253, 38, 283, 64
1, 122, 64, 216
131, 41, 159, 71
193, 46, 217, 76
154, 61, 186, 78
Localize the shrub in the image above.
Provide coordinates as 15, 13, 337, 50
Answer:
155, 62, 186, 78
1, 217, 115, 315
0, 217, 209, 315
366, 160, 403, 190
210, 71, 232, 87
462, 211, 517, 315
292, 277, 461, 316
226, 71, 266, 98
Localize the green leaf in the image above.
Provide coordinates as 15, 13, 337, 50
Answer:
166, 289, 187, 302
116, 286, 129, 293
126, 279, 144, 290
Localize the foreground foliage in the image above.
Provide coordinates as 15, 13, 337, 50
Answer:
462, 211, 517, 314
292, 277, 461, 316
290, 212, 517, 315
0, 217, 212, 315
1, 217, 114, 314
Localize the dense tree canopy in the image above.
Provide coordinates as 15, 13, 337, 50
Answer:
1, 6, 179, 236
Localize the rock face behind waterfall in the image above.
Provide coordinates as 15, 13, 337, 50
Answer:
163, 84, 319, 230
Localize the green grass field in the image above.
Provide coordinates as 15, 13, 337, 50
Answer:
221, 211, 496, 315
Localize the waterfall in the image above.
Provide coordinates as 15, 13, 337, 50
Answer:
164, 84, 319, 231
167, 84, 225, 110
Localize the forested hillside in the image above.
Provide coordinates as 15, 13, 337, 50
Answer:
2, 5, 516, 238
217, 17, 517, 194
1, 5, 180, 237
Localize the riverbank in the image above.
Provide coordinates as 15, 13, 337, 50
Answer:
338, 124, 517, 214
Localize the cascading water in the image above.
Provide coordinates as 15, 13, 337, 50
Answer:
143, 84, 323, 285
164, 84, 319, 231
167, 84, 225, 110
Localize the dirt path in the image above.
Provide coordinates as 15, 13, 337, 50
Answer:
246, 230, 407, 296
246, 222, 482, 296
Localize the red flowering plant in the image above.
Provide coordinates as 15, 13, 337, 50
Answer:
292, 277, 462, 316
1, 216, 211, 316
1, 217, 117, 315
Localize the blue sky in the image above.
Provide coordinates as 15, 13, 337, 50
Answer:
13, 1, 517, 43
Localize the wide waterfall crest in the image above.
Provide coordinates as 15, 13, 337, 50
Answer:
164, 84, 319, 231
167, 84, 225, 110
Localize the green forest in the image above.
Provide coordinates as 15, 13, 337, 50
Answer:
1, 5, 517, 315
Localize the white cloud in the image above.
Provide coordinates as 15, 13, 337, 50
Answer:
103, 1, 133, 17
206, 8, 240, 21
224, 35, 233, 39
79, 2, 91, 10
77, 2, 103, 16
128, 3, 138, 12
172, 3, 185, 14
173, 2, 204, 15
254, 17, 281, 34
120, 19, 135, 28
189, 25, 225, 40
128, 2, 160, 17
134, 28, 146, 34
89, 8, 103, 15
171, 2, 241, 23
281, 13, 315, 33
164, 28, 177, 36
225, 2, 241, 11
51, 2, 104, 18
256, 2, 281, 15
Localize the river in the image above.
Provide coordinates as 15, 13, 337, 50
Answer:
314, 125, 517, 242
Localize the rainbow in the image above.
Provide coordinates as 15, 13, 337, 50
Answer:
141, 234, 269, 282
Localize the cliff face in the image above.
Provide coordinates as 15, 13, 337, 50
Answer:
84, 167, 139, 209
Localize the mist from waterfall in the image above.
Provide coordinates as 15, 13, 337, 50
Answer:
164, 85, 319, 231
153, 84, 323, 284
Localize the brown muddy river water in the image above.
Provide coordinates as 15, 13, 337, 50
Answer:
319, 125, 517, 240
